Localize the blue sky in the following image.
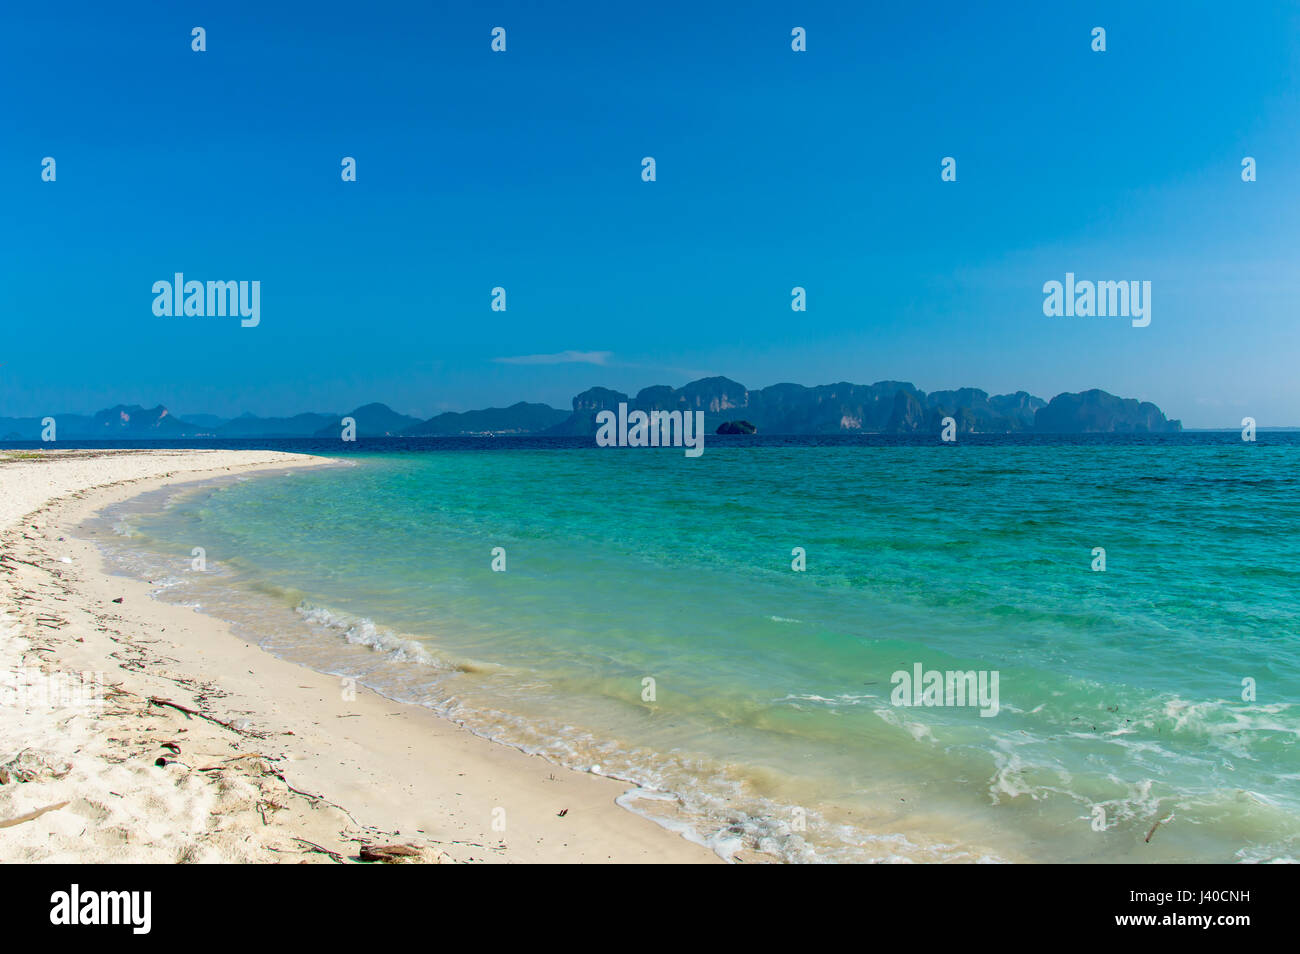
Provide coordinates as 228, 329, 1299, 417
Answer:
3, 1, 1298, 426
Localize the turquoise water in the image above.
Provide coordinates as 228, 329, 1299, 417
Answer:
99, 439, 1300, 862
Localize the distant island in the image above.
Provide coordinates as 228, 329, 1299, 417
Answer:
0, 378, 1181, 441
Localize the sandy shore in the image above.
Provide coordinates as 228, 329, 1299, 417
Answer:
0, 448, 717, 863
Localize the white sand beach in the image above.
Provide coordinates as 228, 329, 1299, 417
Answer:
0, 449, 717, 864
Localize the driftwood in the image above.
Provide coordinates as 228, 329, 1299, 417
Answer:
0, 801, 69, 829
197, 753, 272, 772
148, 696, 201, 718
147, 696, 245, 733
0, 554, 48, 570
360, 843, 421, 863
1145, 815, 1171, 843
293, 838, 345, 863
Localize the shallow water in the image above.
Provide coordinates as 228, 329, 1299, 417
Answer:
90, 436, 1300, 862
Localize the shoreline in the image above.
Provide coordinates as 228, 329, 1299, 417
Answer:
0, 449, 719, 863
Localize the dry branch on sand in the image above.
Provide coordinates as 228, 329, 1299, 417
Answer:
0, 801, 70, 829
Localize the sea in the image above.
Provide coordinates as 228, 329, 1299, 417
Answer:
58, 433, 1300, 863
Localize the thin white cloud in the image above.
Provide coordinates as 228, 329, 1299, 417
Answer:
493, 350, 611, 366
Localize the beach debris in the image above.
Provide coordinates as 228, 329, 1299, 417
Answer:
590, 764, 602, 775
147, 695, 250, 734
557, 808, 568, 817
1, 750, 72, 783
197, 753, 272, 774
1145, 813, 1174, 843
359, 843, 422, 863
111, 597, 123, 604
149, 696, 200, 718
294, 838, 346, 863
264, 769, 365, 826
0, 801, 70, 829
159, 741, 181, 755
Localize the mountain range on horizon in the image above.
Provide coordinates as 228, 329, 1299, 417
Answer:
0, 377, 1184, 441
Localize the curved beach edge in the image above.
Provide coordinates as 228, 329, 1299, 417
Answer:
0, 448, 719, 864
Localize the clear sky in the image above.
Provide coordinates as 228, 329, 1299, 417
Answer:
3, 1, 1298, 426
